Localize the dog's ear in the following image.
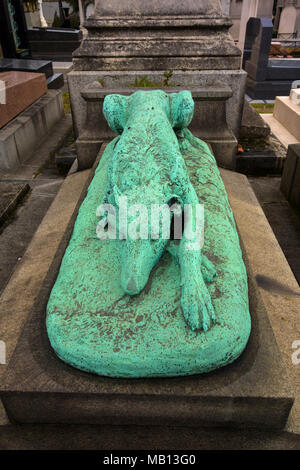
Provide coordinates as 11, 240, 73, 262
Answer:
103, 94, 128, 134
170, 90, 194, 130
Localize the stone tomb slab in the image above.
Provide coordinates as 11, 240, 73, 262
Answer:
0, 153, 294, 429
0, 71, 47, 128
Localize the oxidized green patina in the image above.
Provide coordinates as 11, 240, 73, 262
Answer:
46, 90, 251, 378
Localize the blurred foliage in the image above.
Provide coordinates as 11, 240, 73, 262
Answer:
62, 91, 71, 114
251, 103, 274, 114
133, 76, 160, 87
132, 71, 178, 88
69, 13, 80, 28
52, 11, 62, 27
66, 0, 79, 13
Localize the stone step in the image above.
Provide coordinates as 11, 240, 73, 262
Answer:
273, 96, 300, 141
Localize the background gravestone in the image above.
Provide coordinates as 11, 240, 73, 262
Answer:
244, 17, 300, 99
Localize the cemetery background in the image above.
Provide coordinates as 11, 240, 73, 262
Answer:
0, 0, 299, 449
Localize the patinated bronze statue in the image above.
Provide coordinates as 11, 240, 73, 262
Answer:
47, 90, 251, 378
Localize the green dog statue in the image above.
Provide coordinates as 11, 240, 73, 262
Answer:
47, 90, 251, 378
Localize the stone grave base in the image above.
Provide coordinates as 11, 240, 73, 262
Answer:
0, 182, 30, 227
0, 145, 294, 429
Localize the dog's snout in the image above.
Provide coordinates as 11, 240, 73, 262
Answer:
125, 277, 138, 295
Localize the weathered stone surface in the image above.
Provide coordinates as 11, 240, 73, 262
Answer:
0, 122, 21, 170
94, 0, 225, 17
0, 71, 47, 128
222, 170, 300, 435
0, 168, 92, 425
262, 113, 299, 149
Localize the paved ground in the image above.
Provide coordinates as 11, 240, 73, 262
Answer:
249, 176, 300, 286
0, 114, 72, 296
0, 182, 30, 226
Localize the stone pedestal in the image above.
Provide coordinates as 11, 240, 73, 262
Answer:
0, 71, 47, 128
68, 0, 246, 170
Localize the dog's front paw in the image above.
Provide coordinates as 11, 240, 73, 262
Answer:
181, 275, 216, 332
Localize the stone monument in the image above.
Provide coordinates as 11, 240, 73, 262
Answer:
68, 0, 247, 170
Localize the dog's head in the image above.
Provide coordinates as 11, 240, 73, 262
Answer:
103, 89, 194, 135
102, 90, 194, 295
